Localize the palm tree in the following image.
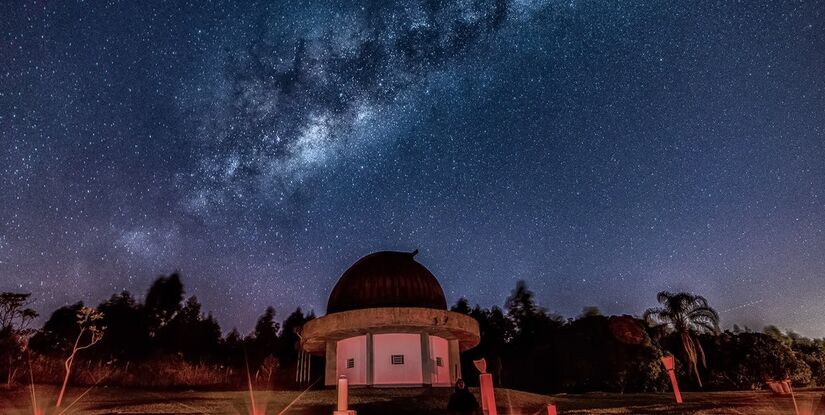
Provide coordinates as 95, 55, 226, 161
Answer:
644, 291, 720, 387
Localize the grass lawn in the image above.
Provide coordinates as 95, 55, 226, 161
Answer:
2, 385, 823, 414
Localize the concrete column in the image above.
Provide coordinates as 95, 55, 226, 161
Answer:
366, 332, 374, 386
325, 340, 337, 387
420, 332, 432, 385
448, 339, 461, 384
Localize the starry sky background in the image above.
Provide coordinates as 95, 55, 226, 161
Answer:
1, 0, 824, 335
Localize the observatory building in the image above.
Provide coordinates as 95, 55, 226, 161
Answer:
301, 250, 480, 387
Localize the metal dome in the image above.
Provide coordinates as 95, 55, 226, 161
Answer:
326, 250, 448, 314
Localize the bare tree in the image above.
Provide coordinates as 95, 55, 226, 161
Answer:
55, 307, 105, 409
261, 354, 279, 387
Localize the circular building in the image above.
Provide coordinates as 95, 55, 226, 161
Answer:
301, 250, 480, 387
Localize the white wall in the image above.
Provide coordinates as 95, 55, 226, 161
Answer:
428, 335, 450, 385
336, 335, 367, 385
372, 333, 423, 385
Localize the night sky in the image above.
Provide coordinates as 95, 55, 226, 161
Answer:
2, 1, 824, 336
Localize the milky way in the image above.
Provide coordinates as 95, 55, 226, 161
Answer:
1, 0, 824, 335
187, 0, 513, 215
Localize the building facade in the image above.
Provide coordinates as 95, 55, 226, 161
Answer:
301, 250, 480, 387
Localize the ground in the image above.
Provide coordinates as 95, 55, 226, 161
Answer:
1, 386, 822, 414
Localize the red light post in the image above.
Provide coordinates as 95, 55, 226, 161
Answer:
661, 355, 683, 404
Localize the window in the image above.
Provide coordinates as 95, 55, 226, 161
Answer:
391, 354, 405, 365
436, 357, 443, 367
346, 358, 355, 369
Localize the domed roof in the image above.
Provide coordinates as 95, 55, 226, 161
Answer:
327, 250, 448, 314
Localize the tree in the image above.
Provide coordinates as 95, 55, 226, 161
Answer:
278, 307, 312, 366
644, 291, 720, 387
97, 291, 151, 360
505, 280, 561, 343
249, 307, 280, 371
144, 273, 184, 333
451, 298, 472, 314
579, 306, 603, 318
254, 307, 279, 350
277, 307, 318, 388
162, 296, 222, 362
0, 292, 38, 332
462, 304, 513, 386
29, 302, 85, 355
792, 337, 825, 386
220, 327, 247, 372
702, 331, 812, 389
0, 292, 38, 387
502, 281, 562, 389
260, 354, 279, 386
764, 325, 793, 346
56, 306, 105, 409
505, 281, 540, 335
547, 314, 667, 393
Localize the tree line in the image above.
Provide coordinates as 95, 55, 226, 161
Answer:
454, 281, 825, 393
1, 275, 824, 393
0, 273, 320, 389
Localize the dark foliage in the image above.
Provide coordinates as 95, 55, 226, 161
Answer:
457, 288, 667, 394
20, 274, 323, 390
162, 296, 223, 363
144, 273, 184, 331
96, 291, 152, 360
11, 277, 825, 394
644, 291, 720, 388
0, 292, 38, 386
697, 331, 814, 389
29, 302, 85, 355
246, 306, 280, 371
451, 282, 823, 395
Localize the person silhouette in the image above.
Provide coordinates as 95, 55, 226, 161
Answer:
447, 379, 480, 415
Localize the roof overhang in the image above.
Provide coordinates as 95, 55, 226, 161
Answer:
301, 307, 480, 354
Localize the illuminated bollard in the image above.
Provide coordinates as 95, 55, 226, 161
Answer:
479, 373, 498, 415
546, 403, 557, 415
334, 375, 356, 415
661, 356, 683, 404
474, 359, 497, 415
338, 376, 347, 411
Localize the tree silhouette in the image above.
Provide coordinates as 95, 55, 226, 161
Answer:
0, 292, 38, 386
56, 306, 105, 409
20, 271, 825, 393
0, 292, 38, 332
29, 302, 85, 355
249, 307, 280, 371
279, 307, 312, 366
505, 280, 561, 344
453, 301, 513, 386
451, 298, 472, 314
644, 291, 720, 387
97, 291, 151, 360
580, 306, 603, 318
502, 281, 563, 390
144, 273, 184, 332
161, 296, 222, 362
221, 328, 245, 368
254, 307, 279, 349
